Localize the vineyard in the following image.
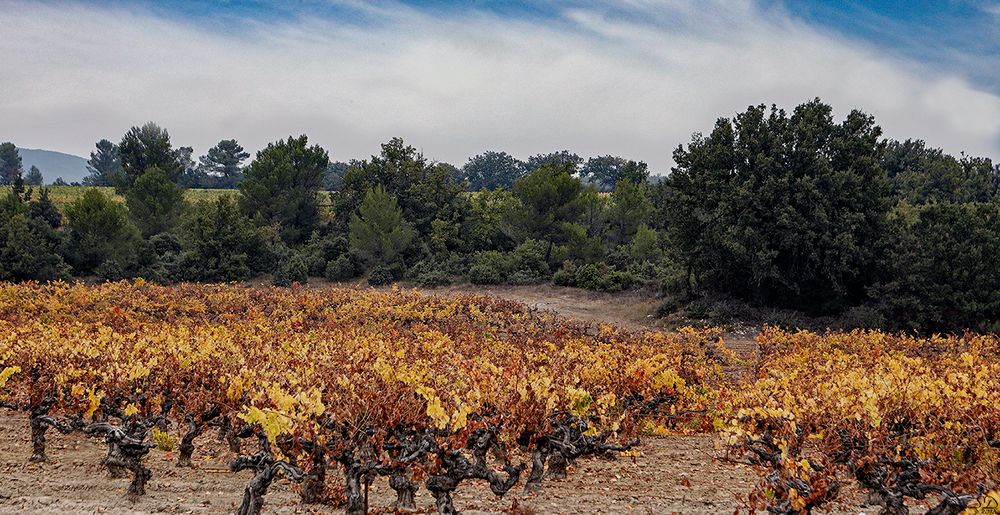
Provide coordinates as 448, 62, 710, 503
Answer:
0, 282, 997, 514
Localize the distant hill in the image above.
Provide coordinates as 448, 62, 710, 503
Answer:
17, 148, 90, 185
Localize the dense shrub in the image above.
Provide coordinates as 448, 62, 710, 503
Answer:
63, 188, 141, 275
408, 255, 463, 287
324, 254, 359, 282
468, 251, 508, 285
508, 239, 550, 283
574, 263, 633, 292
870, 202, 1000, 333
367, 266, 395, 286
300, 233, 350, 277
273, 254, 309, 286
179, 196, 262, 282
552, 261, 577, 287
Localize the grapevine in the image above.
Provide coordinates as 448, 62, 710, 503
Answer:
0, 281, 725, 514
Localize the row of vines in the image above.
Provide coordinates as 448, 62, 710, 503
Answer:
0, 281, 997, 514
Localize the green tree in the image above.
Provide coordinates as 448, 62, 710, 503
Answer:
0, 142, 22, 186
461, 151, 526, 191
125, 166, 185, 237
64, 188, 141, 274
349, 186, 414, 267
174, 146, 206, 188
606, 180, 653, 246
581, 156, 649, 191
240, 135, 329, 245
0, 189, 70, 281
24, 165, 43, 186
525, 150, 582, 174
506, 162, 585, 260
630, 224, 661, 262
460, 189, 518, 253
323, 161, 350, 191
179, 196, 263, 281
882, 139, 997, 203
199, 139, 249, 188
871, 202, 1000, 333
117, 122, 183, 189
29, 188, 61, 228
336, 138, 464, 238
84, 139, 121, 186
659, 99, 890, 312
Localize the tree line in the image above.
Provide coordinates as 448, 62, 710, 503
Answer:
1, 98, 998, 333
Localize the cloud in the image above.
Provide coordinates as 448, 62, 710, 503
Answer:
1, 0, 998, 172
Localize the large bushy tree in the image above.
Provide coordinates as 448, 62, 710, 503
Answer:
659, 99, 890, 312
117, 122, 183, 189
506, 162, 585, 259
336, 138, 464, 238
461, 151, 525, 191
525, 150, 582, 174
581, 156, 649, 191
349, 186, 414, 267
84, 139, 122, 186
239, 135, 329, 245
199, 139, 249, 188
64, 188, 141, 274
0, 142, 22, 186
126, 166, 185, 237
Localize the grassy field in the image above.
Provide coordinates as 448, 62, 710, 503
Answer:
5, 186, 237, 209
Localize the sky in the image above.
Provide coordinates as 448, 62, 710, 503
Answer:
1, 0, 998, 173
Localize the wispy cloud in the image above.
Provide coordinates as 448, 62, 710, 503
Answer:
1, 0, 998, 171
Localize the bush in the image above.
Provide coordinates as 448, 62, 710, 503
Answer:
468, 251, 509, 285
552, 261, 577, 287
95, 259, 130, 282
367, 266, 394, 286
63, 188, 141, 275
273, 254, 308, 286
654, 296, 683, 318
840, 304, 887, 331
574, 263, 633, 292
408, 257, 461, 287
508, 239, 550, 282
415, 268, 453, 287
324, 254, 358, 282
0, 211, 71, 281
179, 196, 262, 282
301, 233, 349, 277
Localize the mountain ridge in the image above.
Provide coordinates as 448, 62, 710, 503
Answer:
16, 147, 90, 184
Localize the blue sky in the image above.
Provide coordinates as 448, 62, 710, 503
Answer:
2, 0, 998, 171
94, 0, 1000, 94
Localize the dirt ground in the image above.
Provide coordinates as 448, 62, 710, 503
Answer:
0, 285, 914, 514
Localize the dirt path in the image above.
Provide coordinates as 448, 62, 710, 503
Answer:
416, 283, 664, 331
